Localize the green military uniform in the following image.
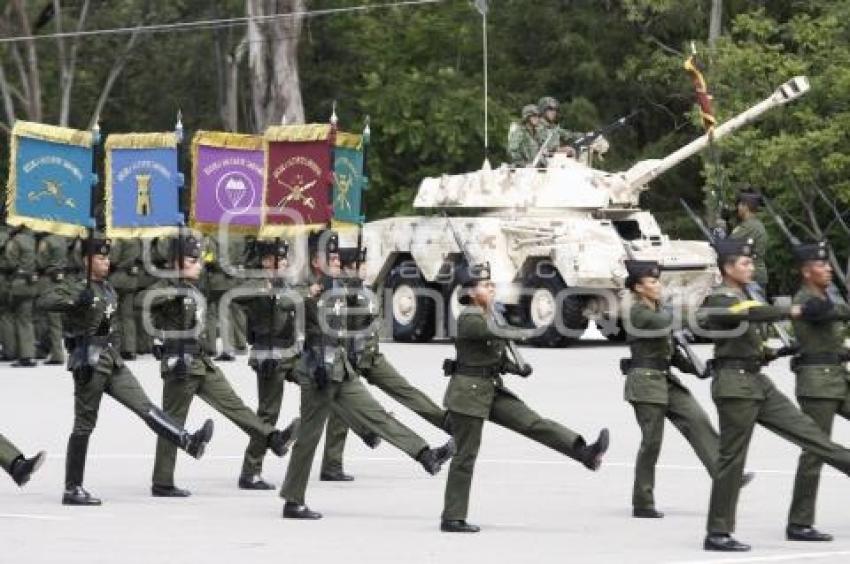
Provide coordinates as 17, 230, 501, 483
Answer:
35, 233, 68, 363
280, 275, 449, 512
0, 225, 16, 360
0, 433, 44, 486
700, 282, 850, 537
442, 303, 606, 526
146, 269, 294, 494
625, 297, 720, 513
507, 105, 542, 167
235, 275, 300, 483
38, 249, 212, 505
0, 433, 24, 476
730, 217, 768, 288
787, 285, 850, 529
108, 238, 142, 358
6, 227, 38, 364
202, 235, 248, 357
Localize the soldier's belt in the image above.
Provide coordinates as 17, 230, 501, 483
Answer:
712, 358, 762, 373
162, 340, 202, 355
451, 364, 501, 378
793, 353, 846, 367
627, 358, 670, 371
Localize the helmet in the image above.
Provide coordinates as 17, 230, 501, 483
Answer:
537, 96, 559, 113
521, 104, 539, 120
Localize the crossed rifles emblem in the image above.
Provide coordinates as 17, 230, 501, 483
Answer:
275, 174, 316, 210
27, 180, 76, 208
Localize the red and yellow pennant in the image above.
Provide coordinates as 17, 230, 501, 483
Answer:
684, 51, 716, 134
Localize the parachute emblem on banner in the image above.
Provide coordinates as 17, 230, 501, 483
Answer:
216, 172, 255, 214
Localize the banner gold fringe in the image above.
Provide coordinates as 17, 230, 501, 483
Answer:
258, 223, 328, 238
105, 132, 177, 150
330, 220, 360, 233
11, 120, 93, 147
105, 225, 181, 239
264, 124, 332, 143
189, 131, 263, 235
335, 132, 362, 150
6, 214, 88, 237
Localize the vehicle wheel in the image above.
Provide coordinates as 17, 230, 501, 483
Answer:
521, 274, 588, 347
386, 262, 436, 343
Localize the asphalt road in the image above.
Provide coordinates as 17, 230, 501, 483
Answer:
3, 338, 850, 563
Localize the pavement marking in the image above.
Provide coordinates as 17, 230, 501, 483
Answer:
670, 551, 850, 564
0, 513, 71, 521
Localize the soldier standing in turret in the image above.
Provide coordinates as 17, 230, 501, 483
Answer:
730, 190, 769, 290
536, 96, 582, 159
507, 104, 542, 167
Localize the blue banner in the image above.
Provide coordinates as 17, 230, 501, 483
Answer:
105, 133, 183, 238
6, 121, 94, 236
333, 138, 367, 224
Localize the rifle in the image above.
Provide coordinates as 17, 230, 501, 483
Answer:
442, 212, 530, 374
570, 111, 636, 153
680, 198, 794, 348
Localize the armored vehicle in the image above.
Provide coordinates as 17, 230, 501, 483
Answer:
362, 77, 810, 346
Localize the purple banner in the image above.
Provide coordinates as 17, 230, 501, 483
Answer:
191, 132, 264, 232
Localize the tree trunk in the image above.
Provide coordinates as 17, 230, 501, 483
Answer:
709, 0, 722, 47
246, 0, 305, 131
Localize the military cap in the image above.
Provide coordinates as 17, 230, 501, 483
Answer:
735, 189, 762, 210
339, 246, 366, 266
793, 240, 829, 264
81, 234, 111, 256
171, 235, 202, 260
458, 261, 492, 305
308, 230, 339, 257
255, 239, 289, 259
713, 237, 754, 260
522, 104, 539, 120
537, 96, 559, 113
624, 259, 661, 290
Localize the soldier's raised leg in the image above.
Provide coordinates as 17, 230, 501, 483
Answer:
363, 354, 448, 430
0, 433, 45, 487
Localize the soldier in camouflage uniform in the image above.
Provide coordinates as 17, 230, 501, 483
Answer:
507, 104, 542, 167
109, 238, 143, 360
145, 235, 299, 498
0, 434, 45, 487
6, 225, 38, 367
622, 260, 752, 519
280, 234, 454, 520
698, 238, 850, 552
35, 232, 68, 364
37, 235, 215, 506
730, 190, 769, 290
536, 96, 582, 158
440, 262, 609, 533
785, 241, 850, 542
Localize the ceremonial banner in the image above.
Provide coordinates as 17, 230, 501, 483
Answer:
190, 131, 263, 233
104, 133, 183, 238
5, 121, 94, 236
332, 132, 367, 225
260, 124, 334, 236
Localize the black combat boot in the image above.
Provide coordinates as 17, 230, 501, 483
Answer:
268, 418, 301, 456
358, 431, 382, 449
440, 520, 480, 533
120, 352, 137, 361
10, 451, 46, 487
741, 471, 755, 488
632, 507, 664, 518
703, 533, 751, 552
786, 524, 833, 542
214, 352, 235, 362
151, 484, 191, 497
282, 501, 322, 519
417, 439, 456, 475
579, 428, 610, 471
63, 435, 101, 506
12, 358, 36, 367
238, 474, 275, 490
143, 408, 214, 460
320, 469, 354, 482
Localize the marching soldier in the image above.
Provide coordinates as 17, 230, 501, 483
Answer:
37, 235, 215, 506
0, 222, 16, 361
279, 233, 454, 520
440, 262, 609, 533
145, 235, 300, 497
622, 260, 752, 519
202, 233, 249, 361
6, 225, 38, 367
109, 238, 143, 360
785, 241, 850, 542
698, 238, 850, 551
0, 434, 45, 487
35, 232, 68, 364
730, 190, 769, 290
536, 96, 581, 158
507, 104, 542, 167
